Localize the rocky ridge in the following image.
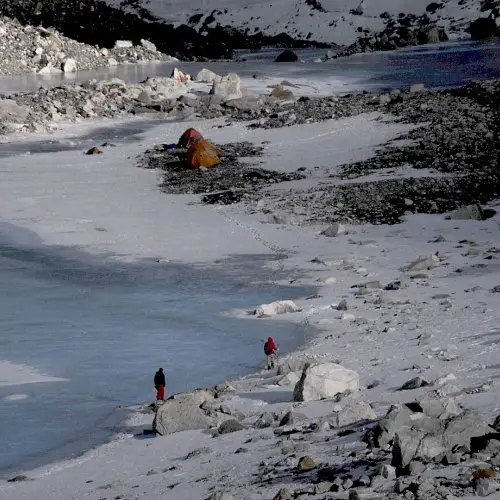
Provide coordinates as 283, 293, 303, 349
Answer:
0, 16, 176, 76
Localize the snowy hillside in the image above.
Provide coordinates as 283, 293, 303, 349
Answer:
113, 0, 486, 45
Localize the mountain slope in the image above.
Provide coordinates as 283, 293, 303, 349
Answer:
112, 0, 486, 45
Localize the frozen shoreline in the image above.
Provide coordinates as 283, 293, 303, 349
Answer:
1, 75, 500, 499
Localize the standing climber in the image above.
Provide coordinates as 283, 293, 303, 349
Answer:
154, 368, 166, 401
264, 337, 279, 370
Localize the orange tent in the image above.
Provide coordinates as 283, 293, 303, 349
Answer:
187, 138, 221, 169
177, 128, 203, 149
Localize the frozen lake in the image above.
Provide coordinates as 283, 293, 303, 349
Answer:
0, 225, 314, 476
0, 40, 498, 94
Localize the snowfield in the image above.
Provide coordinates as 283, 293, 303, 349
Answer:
111, 0, 484, 44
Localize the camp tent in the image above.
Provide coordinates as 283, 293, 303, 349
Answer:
177, 128, 203, 149
187, 138, 220, 169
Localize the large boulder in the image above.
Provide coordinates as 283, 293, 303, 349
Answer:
449, 204, 484, 221
195, 68, 222, 83
277, 356, 314, 376
153, 389, 218, 435
255, 300, 301, 317
0, 99, 30, 123
293, 363, 360, 402
275, 49, 299, 62
209, 73, 242, 101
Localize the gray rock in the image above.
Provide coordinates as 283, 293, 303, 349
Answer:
330, 400, 377, 427
218, 419, 245, 434
337, 299, 348, 311
293, 362, 360, 402
225, 96, 263, 112
377, 464, 396, 480
449, 204, 484, 221
61, 58, 76, 73
401, 254, 439, 272
186, 446, 212, 459
476, 478, 499, 496
273, 488, 293, 500
269, 85, 295, 101
410, 83, 426, 93
0, 99, 30, 123
114, 40, 133, 49
207, 492, 235, 500
255, 412, 275, 429
296, 456, 317, 472
140, 39, 157, 52
196, 68, 222, 83
210, 73, 242, 101
398, 377, 429, 391
321, 223, 347, 237
408, 460, 426, 476
153, 389, 217, 435
280, 410, 307, 427
315, 482, 333, 494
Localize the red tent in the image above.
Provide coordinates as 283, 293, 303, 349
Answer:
177, 128, 203, 149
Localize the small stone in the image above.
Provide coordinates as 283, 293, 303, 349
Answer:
235, 447, 248, 454
296, 456, 317, 472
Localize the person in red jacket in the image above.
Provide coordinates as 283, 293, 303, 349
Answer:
264, 337, 279, 370
154, 368, 166, 401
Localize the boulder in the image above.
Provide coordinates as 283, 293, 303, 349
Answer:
207, 493, 235, 500
171, 67, 190, 83
153, 389, 217, 435
210, 73, 242, 101
398, 377, 429, 391
275, 50, 299, 62
279, 410, 307, 427
114, 40, 133, 49
218, 419, 245, 434
410, 83, 426, 93
293, 362, 360, 402
330, 400, 376, 427
224, 96, 263, 112
296, 456, 317, 472
255, 300, 301, 317
61, 58, 76, 73
268, 85, 295, 101
321, 223, 346, 237
196, 68, 222, 83
0, 99, 30, 123
418, 26, 440, 44
140, 39, 157, 52
401, 253, 439, 272
449, 204, 484, 221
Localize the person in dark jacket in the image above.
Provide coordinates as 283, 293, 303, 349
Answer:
154, 368, 166, 401
264, 337, 279, 370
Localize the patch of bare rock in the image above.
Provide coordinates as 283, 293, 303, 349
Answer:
142, 358, 500, 500
0, 16, 176, 77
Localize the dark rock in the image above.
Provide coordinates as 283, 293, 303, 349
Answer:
336, 299, 348, 311
86, 146, 103, 155
468, 17, 500, 40
218, 419, 245, 434
275, 50, 299, 62
7, 475, 30, 482
296, 456, 317, 472
398, 377, 429, 391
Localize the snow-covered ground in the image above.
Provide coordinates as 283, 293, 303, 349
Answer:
1, 67, 500, 498
110, 0, 484, 44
